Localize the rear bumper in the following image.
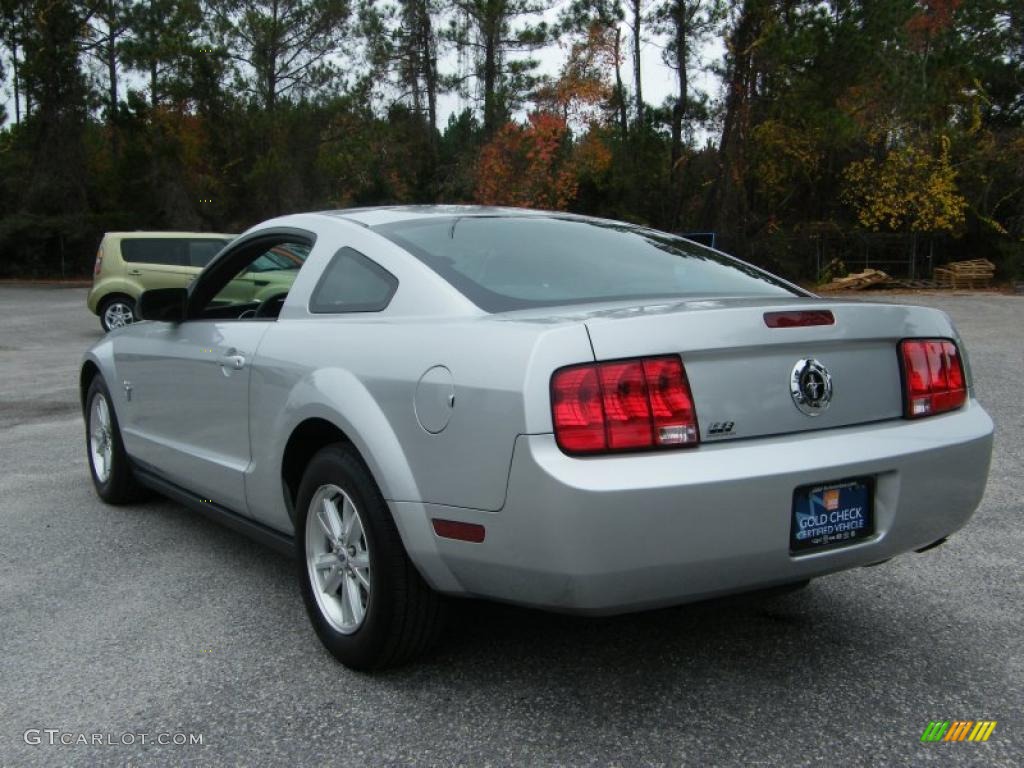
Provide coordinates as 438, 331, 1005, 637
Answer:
394, 401, 993, 614
86, 285, 102, 314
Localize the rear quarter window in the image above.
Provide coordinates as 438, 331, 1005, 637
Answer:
309, 247, 397, 313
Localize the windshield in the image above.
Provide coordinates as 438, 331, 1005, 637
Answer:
376, 216, 800, 312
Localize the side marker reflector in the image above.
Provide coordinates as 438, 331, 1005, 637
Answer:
432, 519, 486, 543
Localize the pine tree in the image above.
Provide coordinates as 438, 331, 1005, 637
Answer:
121, 0, 207, 106
20, 0, 93, 215
209, 0, 351, 111
447, 0, 551, 135
560, 0, 628, 136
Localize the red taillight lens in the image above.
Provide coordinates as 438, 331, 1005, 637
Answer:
900, 339, 967, 418
93, 251, 103, 276
551, 364, 606, 452
551, 355, 699, 454
643, 356, 699, 446
599, 360, 652, 449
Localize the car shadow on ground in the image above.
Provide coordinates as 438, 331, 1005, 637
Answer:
127, 489, 986, 713
363, 562, 989, 710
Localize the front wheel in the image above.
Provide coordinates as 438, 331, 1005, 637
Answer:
85, 376, 145, 503
297, 444, 446, 670
99, 296, 136, 332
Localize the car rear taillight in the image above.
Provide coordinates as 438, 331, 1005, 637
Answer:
93, 250, 103, 276
551, 355, 699, 454
900, 339, 967, 418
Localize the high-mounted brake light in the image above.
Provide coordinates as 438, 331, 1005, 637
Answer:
551, 355, 699, 454
764, 310, 834, 328
900, 339, 967, 418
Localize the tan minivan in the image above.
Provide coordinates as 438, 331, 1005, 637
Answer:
88, 232, 235, 331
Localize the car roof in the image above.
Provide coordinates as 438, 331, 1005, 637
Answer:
318, 205, 557, 228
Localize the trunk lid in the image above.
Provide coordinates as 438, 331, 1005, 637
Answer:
576, 296, 952, 442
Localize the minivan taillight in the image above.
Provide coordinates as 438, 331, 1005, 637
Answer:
551, 355, 699, 454
900, 339, 967, 418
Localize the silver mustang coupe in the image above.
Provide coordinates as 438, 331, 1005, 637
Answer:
81, 206, 994, 669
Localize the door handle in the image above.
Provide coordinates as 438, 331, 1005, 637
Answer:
128, 269, 142, 275
221, 354, 246, 370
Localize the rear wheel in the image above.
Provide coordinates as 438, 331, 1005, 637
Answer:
297, 444, 446, 670
99, 296, 136, 332
85, 376, 145, 503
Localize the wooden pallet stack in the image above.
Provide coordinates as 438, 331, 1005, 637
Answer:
817, 269, 892, 292
932, 259, 995, 289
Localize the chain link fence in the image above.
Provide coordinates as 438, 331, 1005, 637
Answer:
688, 231, 960, 284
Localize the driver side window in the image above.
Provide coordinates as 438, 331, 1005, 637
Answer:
194, 239, 311, 321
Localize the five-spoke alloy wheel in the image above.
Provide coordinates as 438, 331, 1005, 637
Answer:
89, 392, 114, 484
84, 376, 144, 503
305, 484, 372, 634
296, 444, 446, 670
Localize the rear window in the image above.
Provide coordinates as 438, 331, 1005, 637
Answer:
375, 216, 799, 312
120, 238, 231, 267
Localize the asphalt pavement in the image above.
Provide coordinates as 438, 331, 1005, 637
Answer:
0, 285, 1021, 767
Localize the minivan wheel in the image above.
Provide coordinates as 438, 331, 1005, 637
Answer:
296, 444, 446, 670
100, 296, 136, 332
85, 376, 145, 503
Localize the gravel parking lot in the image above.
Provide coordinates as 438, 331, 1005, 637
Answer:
1, 285, 1021, 767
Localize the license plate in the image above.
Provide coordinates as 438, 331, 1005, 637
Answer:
790, 478, 874, 554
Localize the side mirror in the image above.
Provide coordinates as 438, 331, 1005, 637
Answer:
137, 288, 187, 323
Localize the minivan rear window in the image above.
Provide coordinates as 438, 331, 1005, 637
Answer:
375, 216, 800, 312
120, 238, 231, 267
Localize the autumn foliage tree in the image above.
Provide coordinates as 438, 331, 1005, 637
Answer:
475, 113, 577, 209
842, 139, 968, 234
474, 112, 611, 209
534, 22, 616, 126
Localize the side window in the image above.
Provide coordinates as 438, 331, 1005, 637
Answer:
201, 240, 310, 320
246, 244, 310, 273
309, 247, 398, 313
120, 239, 187, 266
188, 239, 231, 268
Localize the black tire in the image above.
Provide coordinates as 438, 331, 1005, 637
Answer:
85, 376, 146, 504
296, 444, 446, 670
98, 295, 136, 332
